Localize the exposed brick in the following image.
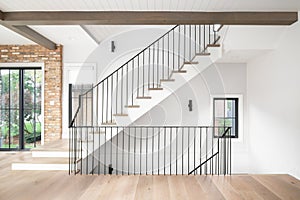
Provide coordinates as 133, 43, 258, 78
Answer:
0, 45, 63, 143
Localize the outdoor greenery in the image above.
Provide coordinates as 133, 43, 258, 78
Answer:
0, 70, 42, 147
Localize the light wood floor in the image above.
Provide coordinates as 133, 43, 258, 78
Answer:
1, 152, 300, 199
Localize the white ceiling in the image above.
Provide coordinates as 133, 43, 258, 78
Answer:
0, 0, 299, 61
0, 0, 299, 11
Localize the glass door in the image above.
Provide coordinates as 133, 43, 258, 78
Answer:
0, 68, 42, 150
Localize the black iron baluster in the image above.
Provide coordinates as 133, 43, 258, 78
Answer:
157, 41, 159, 88
143, 51, 145, 97
104, 127, 107, 174
173, 28, 175, 71
134, 127, 136, 175
140, 127, 142, 175
116, 127, 118, 175
167, 33, 170, 78
92, 127, 95, 175
102, 83, 104, 124
182, 127, 184, 175
116, 71, 118, 115
188, 127, 190, 174
158, 127, 160, 175
211, 128, 214, 174
152, 44, 155, 88
194, 25, 196, 57
205, 127, 208, 175
178, 26, 180, 70
170, 127, 172, 175
176, 127, 178, 175
128, 127, 131, 175
164, 127, 166, 175
152, 127, 154, 175
184, 25, 186, 62
110, 127, 112, 174
146, 127, 148, 175
162, 36, 164, 81
194, 127, 197, 175
189, 25, 191, 61
106, 79, 109, 123
121, 67, 124, 114
132, 61, 134, 106
126, 64, 129, 107
200, 127, 202, 175
98, 127, 101, 175
204, 26, 206, 52
137, 55, 140, 98
209, 25, 211, 44
199, 25, 201, 53
122, 128, 124, 175
148, 48, 151, 89
86, 128, 88, 174
111, 76, 113, 123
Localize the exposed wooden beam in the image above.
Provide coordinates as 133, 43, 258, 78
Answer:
0, 10, 4, 20
1, 24, 57, 50
2, 11, 298, 25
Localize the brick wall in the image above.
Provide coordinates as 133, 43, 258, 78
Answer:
0, 45, 63, 143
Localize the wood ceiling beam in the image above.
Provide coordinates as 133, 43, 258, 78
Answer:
1, 23, 57, 50
0, 10, 4, 20
2, 11, 298, 25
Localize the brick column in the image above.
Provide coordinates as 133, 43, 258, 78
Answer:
0, 45, 63, 143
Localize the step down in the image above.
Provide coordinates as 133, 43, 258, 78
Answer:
113, 113, 128, 116
148, 88, 163, 90
125, 105, 140, 108
184, 61, 199, 65
207, 44, 220, 47
101, 121, 116, 125
172, 70, 187, 73
136, 96, 152, 99
196, 52, 211, 56
160, 79, 175, 82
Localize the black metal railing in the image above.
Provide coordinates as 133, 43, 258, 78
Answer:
69, 126, 231, 176
69, 24, 221, 128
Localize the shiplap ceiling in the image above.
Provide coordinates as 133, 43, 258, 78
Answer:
0, 0, 299, 46
0, 0, 299, 11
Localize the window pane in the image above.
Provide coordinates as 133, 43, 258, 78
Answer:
226, 100, 236, 117
214, 99, 224, 117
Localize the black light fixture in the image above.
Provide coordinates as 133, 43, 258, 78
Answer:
188, 100, 192, 111
111, 41, 116, 52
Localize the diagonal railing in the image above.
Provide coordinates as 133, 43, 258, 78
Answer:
69, 24, 221, 129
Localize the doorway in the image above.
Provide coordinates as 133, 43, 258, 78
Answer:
0, 67, 42, 150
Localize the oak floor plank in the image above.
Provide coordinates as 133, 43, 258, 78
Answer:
109, 175, 139, 200
195, 176, 225, 200
211, 176, 245, 200
181, 175, 207, 200
168, 175, 189, 200
78, 175, 111, 200
252, 174, 300, 200
134, 175, 153, 200
153, 175, 171, 200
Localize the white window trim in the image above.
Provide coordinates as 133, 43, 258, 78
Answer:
210, 94, 244, 143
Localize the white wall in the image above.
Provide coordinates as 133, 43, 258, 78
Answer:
247, 13, 300, 179
133, 63, 249, 174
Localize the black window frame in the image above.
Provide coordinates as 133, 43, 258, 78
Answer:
213, 97, 239, 138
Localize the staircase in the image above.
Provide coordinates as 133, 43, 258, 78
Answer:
69, 24, 231, 175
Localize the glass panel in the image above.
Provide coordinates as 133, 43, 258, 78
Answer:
0, 70, 20, 149
24, 70, 42, 148
214, 99, 224, 117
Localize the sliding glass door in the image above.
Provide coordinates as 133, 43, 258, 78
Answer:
0, 68, 42, 150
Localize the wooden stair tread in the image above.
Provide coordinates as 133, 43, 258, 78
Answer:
113, 113, 128, 116
196, 52, 211, 56
184, 61, 199, 64
207, 44, 221, 47
160, 79, 175, 82
148, 87, 163, 90
136, 96, 152, 99
125, 105, 140, 108
172, 70, 187, 73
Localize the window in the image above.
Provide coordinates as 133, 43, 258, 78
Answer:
213, 98, 238, 138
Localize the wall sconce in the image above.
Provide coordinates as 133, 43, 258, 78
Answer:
188, 100, 192, 111
111, 41, 116, 52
